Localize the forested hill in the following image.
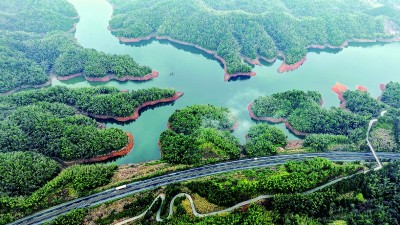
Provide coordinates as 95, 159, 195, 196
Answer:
0, 86, 177, 161
109, 0, 400, 75
0, 0, 153, 94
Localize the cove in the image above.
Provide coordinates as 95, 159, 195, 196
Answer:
58, 0, 400, 165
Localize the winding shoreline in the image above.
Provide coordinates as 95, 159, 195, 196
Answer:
114, 29, 400, 75
63, 132, 134, 165
57, 70, 159, 82
0, 78, 52, 96
116, 34, 257, 81
85, 92, 184, 122
247, 102, 309, 136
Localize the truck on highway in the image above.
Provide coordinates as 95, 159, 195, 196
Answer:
115, 185, 127, 190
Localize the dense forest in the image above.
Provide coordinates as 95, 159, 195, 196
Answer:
0, 152, 60, 197
46, 158, 400, 225
0, 0, 152, 94
0, 164, 117, 224
245, 123, 287, 156
381, 81, 400, 108
342, 90, 385, 117
251, 90, 368, 135
160, 105, 241, 164
109, 0, 399, 74
0, 86, 178, 160
0, 86, 176, 118
0, 101, 127, 161
250, 86, 400, 153
251, 90, 322, 119
186, 158, 362, 206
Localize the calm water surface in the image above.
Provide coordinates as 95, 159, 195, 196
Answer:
59, 0, 400, 164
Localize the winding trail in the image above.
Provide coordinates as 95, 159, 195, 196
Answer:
115, 170, 364, 224
11, 152, 400, 225
366, 110, 387, 170
114, 111, 389, 224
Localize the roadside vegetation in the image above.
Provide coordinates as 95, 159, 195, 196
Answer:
46, 158, 400, 225
0, 164, 117, 224
48, 160, 400, 225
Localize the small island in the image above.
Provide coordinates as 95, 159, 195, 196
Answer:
160, 104, 241, 164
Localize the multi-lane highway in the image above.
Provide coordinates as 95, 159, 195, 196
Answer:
10, 152, 400, 225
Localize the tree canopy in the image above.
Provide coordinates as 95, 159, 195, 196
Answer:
245, 123, 287, 156
109, 0, 399, 74
0, 151, 60, 196
160, 105, 240, 164
0, 0, 153, 94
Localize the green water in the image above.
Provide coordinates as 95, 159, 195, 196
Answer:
60, 0, 400, 165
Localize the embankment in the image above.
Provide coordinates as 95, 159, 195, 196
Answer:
116, 34, 257, 81
64, 132, 134, 165
248, 102, 309, 136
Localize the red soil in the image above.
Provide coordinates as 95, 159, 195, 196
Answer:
115, 34, 257, 81
113, 21, 400, 76
284, 121, 309, 136
378, 83, 387, 101
57, 73, 83, 81
57, 71, 159, 82
356, 85, 368, 92
89, 92, 184, 122
277, 57, 307, 73
285, 140, 304, 149
331, 82, 349, 109
248, 102, 308, 136
380, 83, 387, 92
331, 82, 348, 102
64, 132, 134, 165
308, 36, 400, 51
244, 56, 262, 66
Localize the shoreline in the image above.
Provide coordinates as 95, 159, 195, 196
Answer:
247, 102, 286, 123
57, 70, 159, 82
64, 132, 134, 165
86, 92, 184, 122
113, 28, 400, 75
116, 34, 258, 81
277, 57, 307, 73
247, 102, 309, 137
0, 78, 52, 96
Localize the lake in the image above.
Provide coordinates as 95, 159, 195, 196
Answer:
59, 0, 400, 164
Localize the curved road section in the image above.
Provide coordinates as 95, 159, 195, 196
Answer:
10, 152, 400, 225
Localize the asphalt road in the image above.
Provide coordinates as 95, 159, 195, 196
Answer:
10, 152, 400, 225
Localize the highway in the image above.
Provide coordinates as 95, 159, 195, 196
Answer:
10, 152, 400, 225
